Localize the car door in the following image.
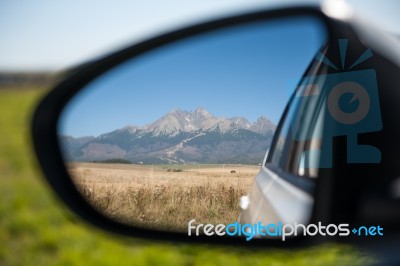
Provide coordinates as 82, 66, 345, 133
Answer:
238, 79, 320, 227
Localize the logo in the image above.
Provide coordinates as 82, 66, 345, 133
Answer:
292, 39, 382, 168
188, 219, 384, 241
327, 81, 370, 125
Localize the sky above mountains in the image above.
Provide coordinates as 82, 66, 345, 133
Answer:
58, 17, 325, 137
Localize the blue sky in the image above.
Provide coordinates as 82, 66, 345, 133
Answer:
0, 1, 399, 71
0, 0, 298, 71
60, 17, 326, 137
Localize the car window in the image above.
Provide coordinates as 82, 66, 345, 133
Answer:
266, 36, 390, 180
267, 77, 324, 178
266, 46, 333, 179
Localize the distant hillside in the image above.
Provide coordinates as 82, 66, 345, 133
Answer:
0, 72, 59, 88
59, 107, 276, 165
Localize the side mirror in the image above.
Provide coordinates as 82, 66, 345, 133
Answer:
30, 7, 330, 246
33, 6, 400, 246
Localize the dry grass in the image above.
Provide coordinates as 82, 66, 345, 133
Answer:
67, 163, 258, 232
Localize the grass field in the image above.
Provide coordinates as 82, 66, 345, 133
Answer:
0, 88, 376, 265
68, 163, 257, 231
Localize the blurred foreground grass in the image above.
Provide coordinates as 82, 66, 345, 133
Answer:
0, 89, 375, 265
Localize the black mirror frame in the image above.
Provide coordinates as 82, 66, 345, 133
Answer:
32, 5, 343, 247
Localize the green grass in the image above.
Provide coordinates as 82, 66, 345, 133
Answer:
0, 88, 376, 265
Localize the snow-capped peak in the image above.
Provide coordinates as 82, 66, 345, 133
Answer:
117, 107, 275, 137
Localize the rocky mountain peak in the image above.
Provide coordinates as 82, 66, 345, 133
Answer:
60, 108, 277, 164
250, 116, 276, 135
114, 107, 276, 137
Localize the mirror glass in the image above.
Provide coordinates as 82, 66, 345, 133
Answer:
58, 16, 327, 235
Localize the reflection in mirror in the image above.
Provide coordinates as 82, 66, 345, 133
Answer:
58, 16, 327, 235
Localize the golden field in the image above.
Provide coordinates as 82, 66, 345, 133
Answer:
67, 163, 258, 232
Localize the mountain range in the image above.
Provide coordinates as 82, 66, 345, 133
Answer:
59, 107, 276, 164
